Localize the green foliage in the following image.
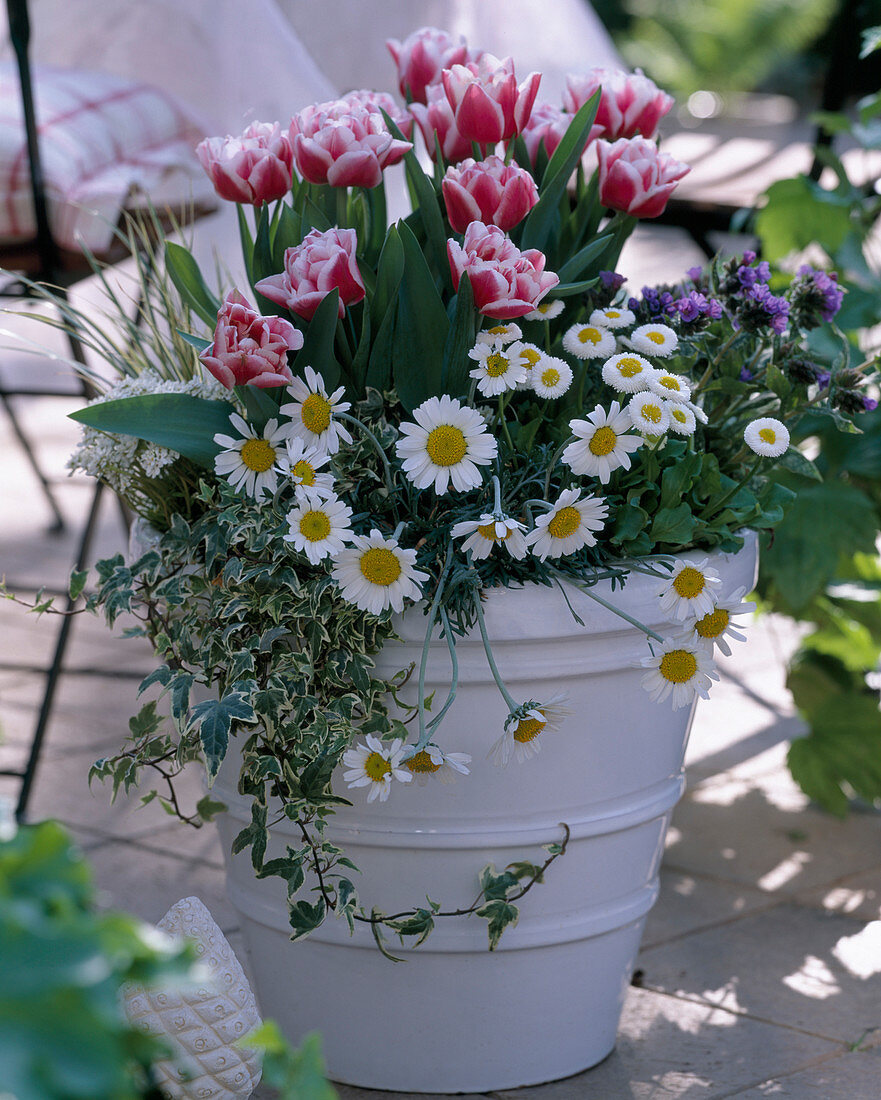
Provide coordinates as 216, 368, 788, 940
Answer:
247, 1024, 337, 1100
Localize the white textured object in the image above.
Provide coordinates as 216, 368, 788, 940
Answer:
123, 897, 262, 1100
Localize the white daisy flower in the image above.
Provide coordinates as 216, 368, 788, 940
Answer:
285, 437, 336, 502
284, 494, 354, 565
640, 637, 719, 709
508, 342, 544, 389
589, 306, 635, 330
213, 414, 291, 500
403, 744, 472, 785
489, 694, 571, 766
648, 371, 692, 402
667, 403, 697, 436
525, 487, 608, 561
744, 417, 790, 458
332, 529, 429, 614
476, 322, 523, 346
562, 401, 643, 484
451, 512, 528, 560
687, 400, 709, 425
562, 322, 617, 360
628, 391, 671, 436
601, 352, 658, 394
628, 323, 679, 357
656, 557, 723, 621
531, 357, 574, 399
468, 341, 529, 396
280, 365, 353, 455
342, 735, 412, 802
524, 299, 564, 322
395, 395, 497, 495
689, 588, 756, 657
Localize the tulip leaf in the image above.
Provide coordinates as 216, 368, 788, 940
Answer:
371, 225, 405, 329
556, 233, 614, 284
442, 272, 477, 398
165, 242, 220, 329
292, 289, 341, 391
392, 220, 448, 410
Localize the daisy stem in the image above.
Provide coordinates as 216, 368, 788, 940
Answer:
492, 474, 503, 514
416, 546, 454, 748
555, 571, 665, 643
392, 520, 406, 540
701, 456, 764, 520
473, 589, 519, 713
334, 411, 395, 492
693, 332, 740, 395
467, 377, 478, 407
543, 437, 575, 500
544, 320, 552, 355
421, 607, 459, 743
496, 394, 514, 448
525, 497, 553, 512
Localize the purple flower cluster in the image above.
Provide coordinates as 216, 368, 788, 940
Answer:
787, 265, 844, 330
719, 252, 789, 335
627, 283, 722, 331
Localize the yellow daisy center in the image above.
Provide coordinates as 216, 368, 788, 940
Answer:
578, 326, 603, 345
513, 715, 546, 743
405, 750, 441, 774
541, 367, 561, 388
240, 438, 276, 473
673, 566, 706, 598
548, 506, 581, 539
758, 427, 777, 445
695, 608, 730, 639
359, 547, 402, 586
658, 376, 681, 391
536, 303, 551, 314
605, 310, 620, 319
298, 510, 331, 542
486, 352, 510, 377
425, 424, 468, 466
641, 402, 663, 424
364, 751, 392, 781
646, 330, 666, 345
477, 522, 508, 541
301, 392, 332, 434
487, 324, 509, 336
520, 347, 541, 367
659, 650, 698, 683
589, 426, 618, 456
616, 357, 644, 378
671, 408, 688, 423
292, 459, 316, 485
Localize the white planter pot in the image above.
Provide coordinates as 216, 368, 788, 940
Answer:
213, 534, 758, 1093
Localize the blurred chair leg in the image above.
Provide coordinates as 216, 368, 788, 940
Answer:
0, 390, 66, 533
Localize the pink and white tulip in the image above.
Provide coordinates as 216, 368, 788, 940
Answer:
442, 155, 538, 234
200, 291, 302, 389
256, 227, 366, 321
341, 89, 414, 139
442, 54, 541, 145
196, 122, 293, 206
409, 82, 473, 164
563, 69, 674, 141
289, 99, 412, 189
521, 102, 602, 166
386, 27, 469, 105
597, 136, 690, 219
447, 221, 559, 319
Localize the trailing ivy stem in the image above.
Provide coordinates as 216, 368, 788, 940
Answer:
473, 587, 519, 712
415, 546, 455, 748
421, 607, 459, 742
334, 411, 395, 492
543, 437, 575, 500
555, 570, 665, 642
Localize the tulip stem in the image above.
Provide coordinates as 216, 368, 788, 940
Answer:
335, 187, 348, 230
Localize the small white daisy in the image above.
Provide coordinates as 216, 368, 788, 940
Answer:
744, 417, 790, 458
395, 395, 497, 495
687, 400, 709, 425
667, 403, 698, 436
403, 744, 472, 785
451, 512, 528, 560
563, 401, 644, 484
562, 322, 617, 360
489, 694, 571, 766
525, 487, 608, 561
648, 371, 692, 402
628, 323, 679, 357
640, 637, 719, 709
656, 558, 723, 621
285, 437, 336, 502
689, 588, 756, 657
509, 342, 544, 389
332, 529, 429, 614
524, 299, 564, 322
342, 735, 412, 802
628, 391, 671, 436
601, 352, 658, 394
476, 322, 523, 346
468, 341, 529, 396
284, 494, 354, 565
280, 365, 353, 455
213, 414, 291, 499
531, 357, 573, 399
589, 306, 635, 330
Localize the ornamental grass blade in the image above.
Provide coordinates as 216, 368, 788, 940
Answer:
165, 242, 220, 328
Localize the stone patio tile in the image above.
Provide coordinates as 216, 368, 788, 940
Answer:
794, 867, 881, 924
725, 1049, 881, 1098
643, 870, 775, 949
640, 903, 881, 1045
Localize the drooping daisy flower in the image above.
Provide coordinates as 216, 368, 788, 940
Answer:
640, 637, 719, 709
332, 529, 429, 614
589, 306, 635, 330
531, 356, 574, 399
451, 512, 528, 559
667, 403, 697, 436
687, 400, 709, 425
562, 401, 643, 483
744, 417, 790, 458
689, 588, 756, 656
628, 391, 671, 436
562, 322, 617, 360
468, 340, 529, 396
628, 322, 679, 357
280, 365, 353, 455
395, 395, 497, 495
403, 744, 472, 785
525, 487, 608, 560
213, 414, 291, 499
524, 298, 564, 322
286, 437, 336, 502
648, 371, 692, 402
475, 321, 523, 346
284, 494, 353, 565
656, 558, 723, 621
601, 352, 658, 394
342, 735, 412, 802
489, 694, 571, 766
